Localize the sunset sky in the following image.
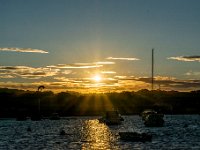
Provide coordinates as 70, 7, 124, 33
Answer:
0, 0, 200, 92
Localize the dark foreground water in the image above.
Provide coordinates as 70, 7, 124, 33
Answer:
0, 115, 200, 150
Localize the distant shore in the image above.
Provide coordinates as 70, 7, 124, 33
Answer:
0, 88, 199, 118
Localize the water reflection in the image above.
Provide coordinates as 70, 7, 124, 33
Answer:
81, 119, 119, 150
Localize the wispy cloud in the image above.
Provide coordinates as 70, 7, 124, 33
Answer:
55, 76, 118, 84
0, 47, 48, 53
0, 66, 59, 79
95, 61, 115, 65
135, 76, 176, 84
168, 56, 200, 62
114, 76, 127, 79
1, 75, 200, 93
0, 81, 91, 93
47, 63, 103, 69
112, 75, 200, 91
54, 77, 90, 83
134, 76, 200, 90
114, 75, 135, 80
101, 71, 116, 74
47, 60, 116, 70
0, 75, 15, 79
61, 70, 72, 75
185, 71, 200, 76
106, 57, 139, 61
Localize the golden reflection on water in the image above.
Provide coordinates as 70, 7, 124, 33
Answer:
81, 119, 119, 150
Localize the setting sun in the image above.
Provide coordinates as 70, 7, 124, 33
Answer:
93, 75, 102, 82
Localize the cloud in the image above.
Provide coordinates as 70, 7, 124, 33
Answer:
117, 80, 148, 91
114, 76, 127, 79
61, 70, 72, 75
54, 77, 90, 83
0, 75, 15, 79
54, 76, 118, 85
1, 75, 200, 93
185, 71, 200, 76
114, 75, 136, 80
133, 76, 177, 85
47, 61, 116, 70
168, 56, 200, 62
135, 76, 200, 90
106, 57, 140, 61
0, 47, 48, 53
0, 66, 59, 79
0, 79, 146, 93
95, 61, 115, 65
47, 63, 103, 69
112, 75, 200, 91
101, 71, 116, 74
0, 81, 92, 93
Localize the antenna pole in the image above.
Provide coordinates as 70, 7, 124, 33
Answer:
152, 49, 154, 90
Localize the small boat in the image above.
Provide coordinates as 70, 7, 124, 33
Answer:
60, 129, 66, 135
16, 111, 28, 121
141, 109, 164, 127
144, 113, 164, 127
16, 115, 28, 121
49, 113, 60, 120
99, 111, 123, 125
119, 132, 152, 142
31, 113, 42, 121
140, 109, 158, 120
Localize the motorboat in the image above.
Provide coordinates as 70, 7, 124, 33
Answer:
141, 109, 164, 127
144, 113, 164, 127
99, 111, 123, 125
140, 109, 158, 120
49, 113, 60, 120
119, 132, 152, 142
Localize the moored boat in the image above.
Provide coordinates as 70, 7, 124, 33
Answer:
144, 113, 164, 127
99, 111, 123, 125
141, 109, 164, 127
141, 109, 157, 120
49, 113, 60, 120
119, 132, 152, 142
31, 113, 42, 121
16, 115, 28, 121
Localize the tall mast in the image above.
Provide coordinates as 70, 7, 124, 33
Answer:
151, 48, 154, 90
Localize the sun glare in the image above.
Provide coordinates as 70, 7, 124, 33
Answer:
93, 75, 102, 82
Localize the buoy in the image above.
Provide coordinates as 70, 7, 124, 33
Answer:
60, 129, 65, 135
27, 127, 31, 132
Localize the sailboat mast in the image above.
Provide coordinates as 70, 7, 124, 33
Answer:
151, 49, 154, 90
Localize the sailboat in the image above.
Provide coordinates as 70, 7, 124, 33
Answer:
142, 49, 164, 127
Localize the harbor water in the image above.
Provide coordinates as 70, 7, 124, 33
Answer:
0, 115, 200, 150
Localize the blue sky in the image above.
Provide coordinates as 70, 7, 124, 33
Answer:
0, 0, 200, 92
